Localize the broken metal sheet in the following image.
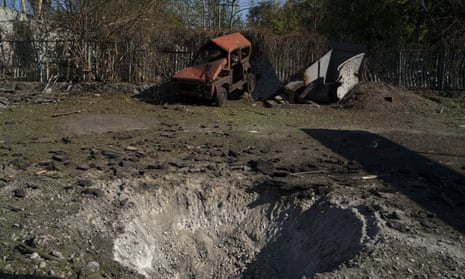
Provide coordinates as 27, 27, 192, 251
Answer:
302, 43, 366, 103
172, 58, 227, 82
336, 53, 365, 100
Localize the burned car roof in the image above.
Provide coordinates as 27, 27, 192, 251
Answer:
210, 32, 251, 53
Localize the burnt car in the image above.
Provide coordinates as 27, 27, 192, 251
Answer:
171, 32, 256, 106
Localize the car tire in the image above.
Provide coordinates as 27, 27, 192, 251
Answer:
215, 87, 227, 107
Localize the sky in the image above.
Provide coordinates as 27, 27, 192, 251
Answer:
6, 0, 267, 19
238, 0, 262, 19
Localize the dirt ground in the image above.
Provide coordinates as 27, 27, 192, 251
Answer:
0, 81, 464, 279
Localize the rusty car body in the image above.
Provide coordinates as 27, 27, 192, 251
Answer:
171, 32, 256, 106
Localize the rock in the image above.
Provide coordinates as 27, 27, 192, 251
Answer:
51, 151, 68, 162
101, 150, 121, 159
146, 163, 166, 170
118, 160, 136, 168
81, 188, 104, 198
0, 96, 9, 104
9, 158, 29, 171
249, 159, 274, 175
210, 150, 225, 157
63, 161, 78, 169
38, 161, 59, 171
77, 179, 93, 187
119, 198, 129, 207
86, 261, 100, 271
387, 220, 409, 233
384, 209, 403, 220
30, 252, 40, 260
228, 150, 239, 157
49, 250, 64, 259
125, 145, 138, 151
76, 164, 90, 171
88, 159, 106, 170
13, 188, 26, 198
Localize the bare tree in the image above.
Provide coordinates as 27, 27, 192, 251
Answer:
20, 0, 26, 14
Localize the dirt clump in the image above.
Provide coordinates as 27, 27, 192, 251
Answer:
338, 82, 431, 111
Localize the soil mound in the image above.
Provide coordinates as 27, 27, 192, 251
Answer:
338, 82, 429, 111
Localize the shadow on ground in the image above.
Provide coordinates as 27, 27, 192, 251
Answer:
0, 272, 59, 279
302, 129, 465, 234
243, 195, 375, 279
132, 82, 178, 105
133, 82, 252, 106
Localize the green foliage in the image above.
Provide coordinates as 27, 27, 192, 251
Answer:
320, 0, 404, 48
248, 0, 465, 50
248, 0, 322, 34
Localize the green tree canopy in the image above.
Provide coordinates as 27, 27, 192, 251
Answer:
248, 0, 465, 50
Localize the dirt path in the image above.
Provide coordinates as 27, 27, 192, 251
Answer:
0, 83, 464, 278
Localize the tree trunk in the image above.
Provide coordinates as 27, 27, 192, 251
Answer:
37, 0, 43, 17
21, 0, 27, 14
217, 0, 221, 30
202, 0, 206, 31
229, 0, 237, 29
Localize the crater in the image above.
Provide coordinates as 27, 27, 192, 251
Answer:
112, 180, 377, 278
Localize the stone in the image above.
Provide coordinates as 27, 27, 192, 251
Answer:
86, 261, 100, 271
146, 163, 165, 170
51, 151, 68, 162
228, 150, 239, 157
49, 250, 64, 259
249, 159, 274, 175
30, 252, 40, 260
101, 150, 121, 159
77, 179, 93, 187
63, 161, 78, 169
13, 188, 26, 198
81, 188, 104, 198
76, 164, 90, 171
119, 160, 136, 168
125, 145, 138, 151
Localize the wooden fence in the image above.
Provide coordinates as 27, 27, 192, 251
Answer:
362, 49, 465, 90
0, 40, 194, 83
1, 37, 464, 91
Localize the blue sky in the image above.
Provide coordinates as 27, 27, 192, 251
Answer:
238, 0, 261, 19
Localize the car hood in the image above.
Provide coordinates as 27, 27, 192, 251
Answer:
172, 58, 227, 82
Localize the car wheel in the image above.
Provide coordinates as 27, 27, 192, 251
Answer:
215, 87, 227, 107
246, 73, 256, 95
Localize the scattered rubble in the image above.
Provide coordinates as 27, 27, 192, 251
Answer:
0, 83, 464, 278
